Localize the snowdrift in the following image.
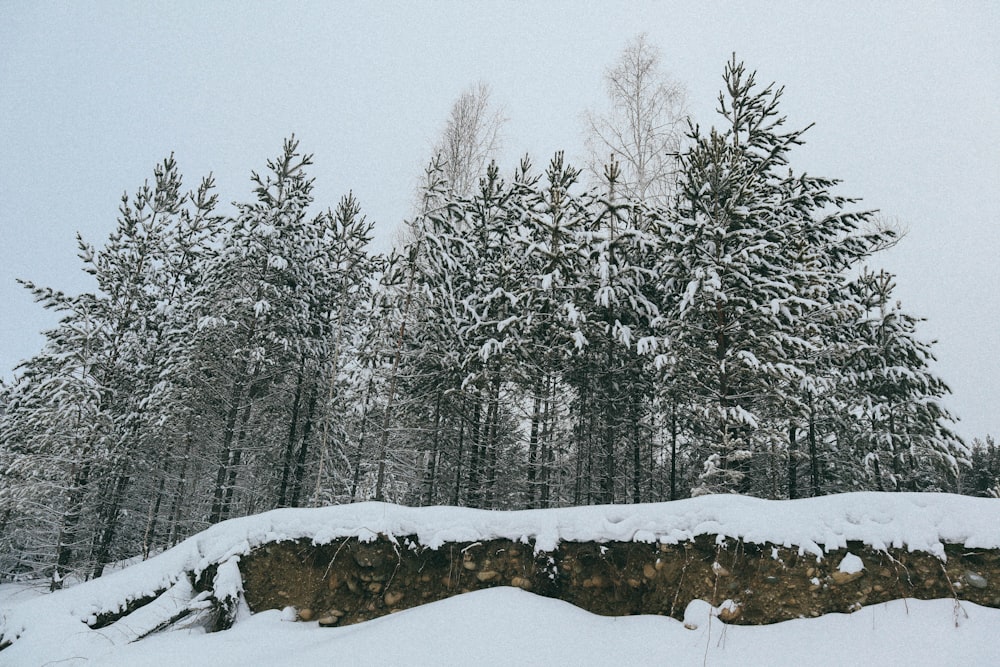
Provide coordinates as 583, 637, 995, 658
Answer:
2, 492, 999, 665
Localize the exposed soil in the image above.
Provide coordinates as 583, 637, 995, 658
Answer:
240, 535, 1000, 627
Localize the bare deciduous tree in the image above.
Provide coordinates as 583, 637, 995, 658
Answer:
585, 34, 688, 204
433, 81, 505, 197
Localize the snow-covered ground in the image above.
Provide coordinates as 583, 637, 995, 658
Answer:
2, 492, 999, 666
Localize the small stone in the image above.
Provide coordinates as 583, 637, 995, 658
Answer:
297, 608, 313, 622
463, 560, 478, 571
712, 562, 730, 577
367, 582, 383, 593
510, 576, 532, 590
831, 570, 864, 585
330, 609, 345, 617
628, 578, 642, 589
476, 570, 499, 582
317, 614, 340, 627
384, 590, 404, 606
764, 575, 780, 584
964, 571, 988, 589
327, 574, 341, 590
643, 563, 658, 579
353, 549, 380, 568
683, 599, 712, 630
346, 577, 360, 594
717, 600, 741, 623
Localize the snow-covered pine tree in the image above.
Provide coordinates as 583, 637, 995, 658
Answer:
0, 291, 109, 587
197, 137, 324, 523
0, 155, 222, 581
845, 269, 966, 491
295, 192, 382, 507
665, 57, 883, 496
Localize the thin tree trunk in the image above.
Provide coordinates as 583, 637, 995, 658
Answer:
423, 390, 443, 505
210, 376, 248, 524
290, 380, 319, 507
277, 358, 306, 507
808, 394, 820, 496
52, 463, 90, 591
466, 398, 483, 507
631, 406, 642, 504
669, 399, 678, 500
221, 398, 255, 521
484, 376, 501, 508
601, 399, 615, 504
539, 378, 553, 508
350, 374, 377, 502
91, 466, 131, 579
788, 423, 799, 500
889, 411, 901, 491
452, 394, 467, 506
526, 383, 542, 508
165, 426, 194, 547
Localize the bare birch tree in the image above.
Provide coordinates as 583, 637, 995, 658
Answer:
433, 81, 505, 197
585, 34, 688, 205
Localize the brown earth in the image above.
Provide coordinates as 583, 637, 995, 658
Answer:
240, 535, 1000, 627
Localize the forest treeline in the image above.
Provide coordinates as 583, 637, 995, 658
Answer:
1, 53, 991, 588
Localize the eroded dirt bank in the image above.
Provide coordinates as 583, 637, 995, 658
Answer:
240, 536, 1000, 626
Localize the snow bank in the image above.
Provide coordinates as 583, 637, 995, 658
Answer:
1, 492, 998, 663
22, 590, 1000, 667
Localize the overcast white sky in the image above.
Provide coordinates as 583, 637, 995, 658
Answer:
2, 1, 997, 442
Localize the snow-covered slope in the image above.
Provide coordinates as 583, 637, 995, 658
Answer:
2, 492, 999, 666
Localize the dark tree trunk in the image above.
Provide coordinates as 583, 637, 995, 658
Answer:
452, 394, 467, 506
788, 423, 799, 500
808, 394, 820, 496
91, 466, 131, 579
277, 358, 307, 507
539, 377, 553, 508
423, 390, 443, 505
350, 374, 377, 502
210, 376, 247, 524
670, 400, 678, 501
483, 377, 500, 508
220, 398, 254, 522
289, 380, 319, 507
631, 407, 642, 504
52, 463, 90, 591
142, 461, 169, 559
466, 398, 483, 507
526, 384, 542, 508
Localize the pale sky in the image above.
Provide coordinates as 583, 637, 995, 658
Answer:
2, 1, 998, 442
